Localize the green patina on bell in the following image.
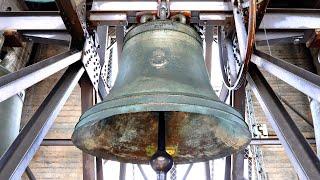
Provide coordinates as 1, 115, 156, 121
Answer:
72, 20, 251, 164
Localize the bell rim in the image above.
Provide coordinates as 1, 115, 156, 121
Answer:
72, 93, 251, 164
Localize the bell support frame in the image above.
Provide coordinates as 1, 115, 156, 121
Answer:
0, 0, 319, 179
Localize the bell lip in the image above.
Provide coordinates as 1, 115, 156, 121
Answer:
124, 20, 202, 45
72, 139, 251, 165
72, 93, 251, 164
74, 92, 248, 130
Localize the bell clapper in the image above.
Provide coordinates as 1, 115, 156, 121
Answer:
150, 112, 173, 180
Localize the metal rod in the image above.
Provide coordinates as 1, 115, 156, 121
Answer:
25, 167, 36, 180
0, 64, 84, 179
158, 112, 166, 151
91, 1, 232, 12
119, 163, 126, 180
137, 165, 148, 180
252, 49, 320, 102
224, 156, 231, 180
204, 161, 211, 180
276, 93, 314, 127
0, 50, 81, 102
247, 63, 320, 179
250, 138, 316, 145
182, 164, 193, 180
96, 158, 104, 180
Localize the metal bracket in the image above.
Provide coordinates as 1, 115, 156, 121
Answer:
82, 36, 101, 91
100, 41, 116, 92
157, 0, 170, 19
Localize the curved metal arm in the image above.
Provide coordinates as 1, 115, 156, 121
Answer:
220, 0, 257, 90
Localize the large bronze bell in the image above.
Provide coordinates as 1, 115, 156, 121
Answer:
72, 20, 251, 164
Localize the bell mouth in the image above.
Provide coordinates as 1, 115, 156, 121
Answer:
72, 93, 251, 164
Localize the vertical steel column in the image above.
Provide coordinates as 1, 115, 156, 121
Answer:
119, 163, 126, 180
231, 85, 245, 180
205, 25, 213, 76
96, 158, 104, 180
309, 50, 320, 159
224, 156, 231, 180
247, 63, 320, 179
80, 78, 96, 180
310, 98, 320, 158
116, 26, 125, 60
204, 161, 211, 180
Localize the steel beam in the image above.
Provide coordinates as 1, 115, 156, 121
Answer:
260, 9, 320, 29
250, 138, 316, 145
0, 64, 85, 179
22, 31, 71, 46
0, 11, 66, 31
55, 0, 86, 49
41, 139, 74, 146
247, 63, 320, 179
231, 85, 245, 180
0, 50, 81, 103
79, 78, 96, 180
255, 31, 305, 46
90, 12, 127, 26
252, 49, 320, 102
91, 1, 232, 12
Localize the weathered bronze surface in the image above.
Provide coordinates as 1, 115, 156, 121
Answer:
72, 20, 251, 164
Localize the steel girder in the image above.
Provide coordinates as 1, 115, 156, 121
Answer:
0, 64, 85, 179
0, 50, 81, 102
2, 9, 320, 30
252, 49, 320, 102
247, 63, 320, 179
79, 78, 96, 180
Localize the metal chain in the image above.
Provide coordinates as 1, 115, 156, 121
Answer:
106, 38, 116, 89
245, 87, 268, 180
170, 163, 177, 180
210, 160, 214, 180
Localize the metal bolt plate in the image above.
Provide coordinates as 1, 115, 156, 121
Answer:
82, 37, 101, 91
